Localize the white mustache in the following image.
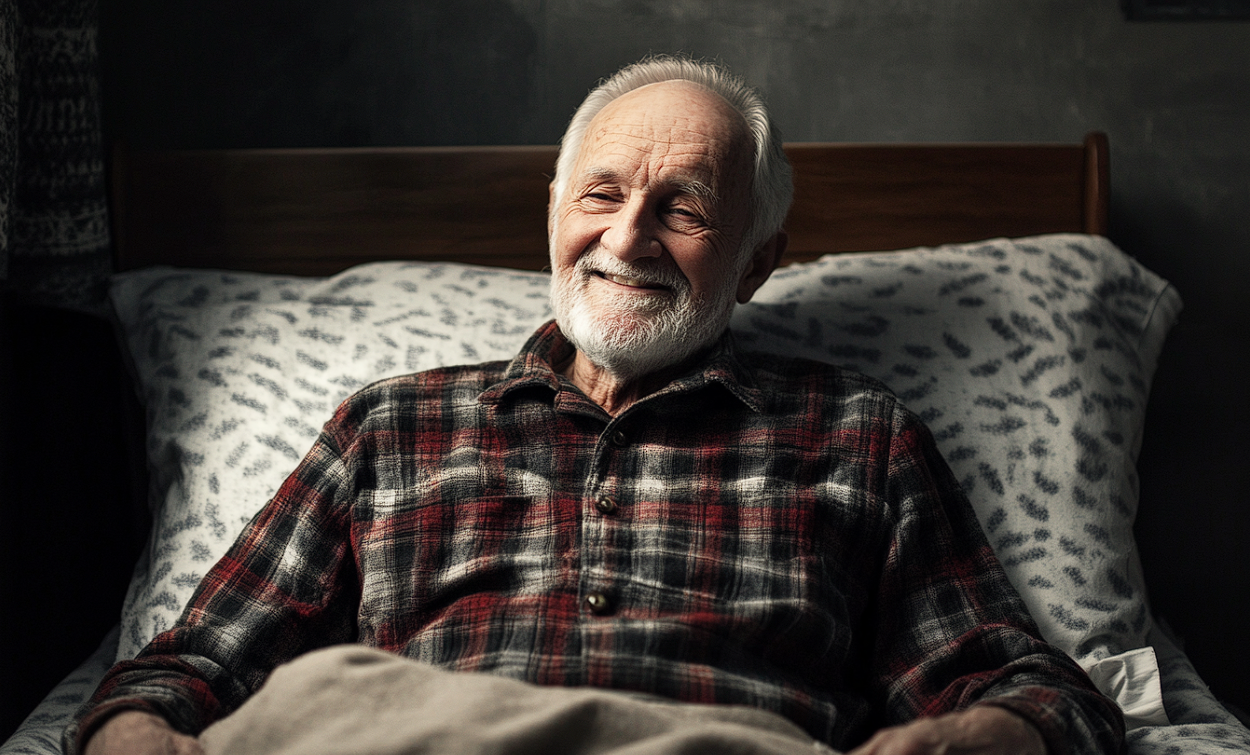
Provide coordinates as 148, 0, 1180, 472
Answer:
574, 247, 690, 295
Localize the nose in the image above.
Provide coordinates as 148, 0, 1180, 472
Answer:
600, 199, 662, 262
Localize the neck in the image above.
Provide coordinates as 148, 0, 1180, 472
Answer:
561, 351, 672, 416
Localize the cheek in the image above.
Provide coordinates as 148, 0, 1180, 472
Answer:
673, 241, 740, 298
551, 214, 597, 270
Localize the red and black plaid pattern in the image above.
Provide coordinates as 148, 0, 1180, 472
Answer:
69, 321, 1122, 755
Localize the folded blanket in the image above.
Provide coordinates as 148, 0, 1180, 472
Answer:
200, 646, 833, 755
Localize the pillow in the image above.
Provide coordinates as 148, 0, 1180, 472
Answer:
733, 234, 1180, 664
111, 262, 554, 659
110, 234, 1181, 667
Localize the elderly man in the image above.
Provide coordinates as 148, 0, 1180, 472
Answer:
69, 56, 1123, 755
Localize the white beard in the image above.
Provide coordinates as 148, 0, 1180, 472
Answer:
549, 247, 740, 381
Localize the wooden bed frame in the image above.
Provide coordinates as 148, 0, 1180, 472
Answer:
109, 133, 1108, 276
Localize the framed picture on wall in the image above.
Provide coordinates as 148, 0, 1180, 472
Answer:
1123, 0, 1250, 18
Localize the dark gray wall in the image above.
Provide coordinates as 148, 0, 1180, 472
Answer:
100, 0, 1250, 715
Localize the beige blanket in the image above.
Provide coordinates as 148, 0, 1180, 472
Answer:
199, 646, 834, 755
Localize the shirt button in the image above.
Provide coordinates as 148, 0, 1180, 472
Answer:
584, 592, 613, 615
611, 430, 628, 447
595, 495, 618, 515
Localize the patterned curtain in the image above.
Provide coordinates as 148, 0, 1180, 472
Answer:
0, 0, 110, 313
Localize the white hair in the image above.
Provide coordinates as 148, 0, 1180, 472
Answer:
550, 55, 793, 260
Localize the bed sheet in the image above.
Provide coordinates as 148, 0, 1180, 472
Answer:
3, 623, 1248, 755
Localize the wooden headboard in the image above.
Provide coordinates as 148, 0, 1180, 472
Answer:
110, 133, 1107, 276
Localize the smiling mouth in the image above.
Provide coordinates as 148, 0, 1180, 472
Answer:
598, 272, 669, 291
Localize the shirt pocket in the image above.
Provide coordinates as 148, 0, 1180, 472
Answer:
355, 493, 574, 632
617, 493, 853, 686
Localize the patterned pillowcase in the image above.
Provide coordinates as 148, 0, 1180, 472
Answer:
110, 233, 1180, 668
111, 262, 554, 659
734, 234, 1180, 665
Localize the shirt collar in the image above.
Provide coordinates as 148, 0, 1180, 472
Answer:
478, 320, 766, 413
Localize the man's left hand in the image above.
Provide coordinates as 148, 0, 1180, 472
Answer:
848, 705, 1047, 755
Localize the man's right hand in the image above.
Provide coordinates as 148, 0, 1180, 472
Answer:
83, 710, 204, 755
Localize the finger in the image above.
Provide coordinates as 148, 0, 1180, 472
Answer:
174, 735, 207, 755
846, 725, 939, 755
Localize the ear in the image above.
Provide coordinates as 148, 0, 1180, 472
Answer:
736, 231, 787, 304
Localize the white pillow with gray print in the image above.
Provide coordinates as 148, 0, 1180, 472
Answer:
110, 233, 1180, 672
734, 234, 1180, 666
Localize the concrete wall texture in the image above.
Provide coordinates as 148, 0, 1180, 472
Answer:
100, 0, 1250, 716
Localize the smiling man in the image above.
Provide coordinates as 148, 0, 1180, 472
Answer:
547, 78, 776, 412
68, 56, 1124, 755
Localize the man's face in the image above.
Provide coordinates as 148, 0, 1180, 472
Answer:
548, 81, 757, 379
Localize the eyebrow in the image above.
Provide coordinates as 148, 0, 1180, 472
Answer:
579, 166, 717, 203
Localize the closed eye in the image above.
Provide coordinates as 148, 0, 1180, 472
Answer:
662, 201, 710, 230
578, 190, 623, 210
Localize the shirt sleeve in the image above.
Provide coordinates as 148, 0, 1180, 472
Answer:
62, 418, 362, 755
868, 402, 1126, 755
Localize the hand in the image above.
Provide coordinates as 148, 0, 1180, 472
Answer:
83, 710, 205, 755
848, 706, 1047, 755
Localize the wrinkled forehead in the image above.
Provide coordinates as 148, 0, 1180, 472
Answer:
574, 81, 753, 195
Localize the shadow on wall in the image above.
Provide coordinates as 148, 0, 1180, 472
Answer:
0, 305, 150, 741
1111, 192, 1250, 717
104, 0, 539, 148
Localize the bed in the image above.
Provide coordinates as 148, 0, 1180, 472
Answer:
4, 134, 1249, 754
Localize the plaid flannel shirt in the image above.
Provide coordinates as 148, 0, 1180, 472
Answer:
68, 321, 1123, 754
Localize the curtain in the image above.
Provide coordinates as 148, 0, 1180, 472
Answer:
0, 0, 110, 313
